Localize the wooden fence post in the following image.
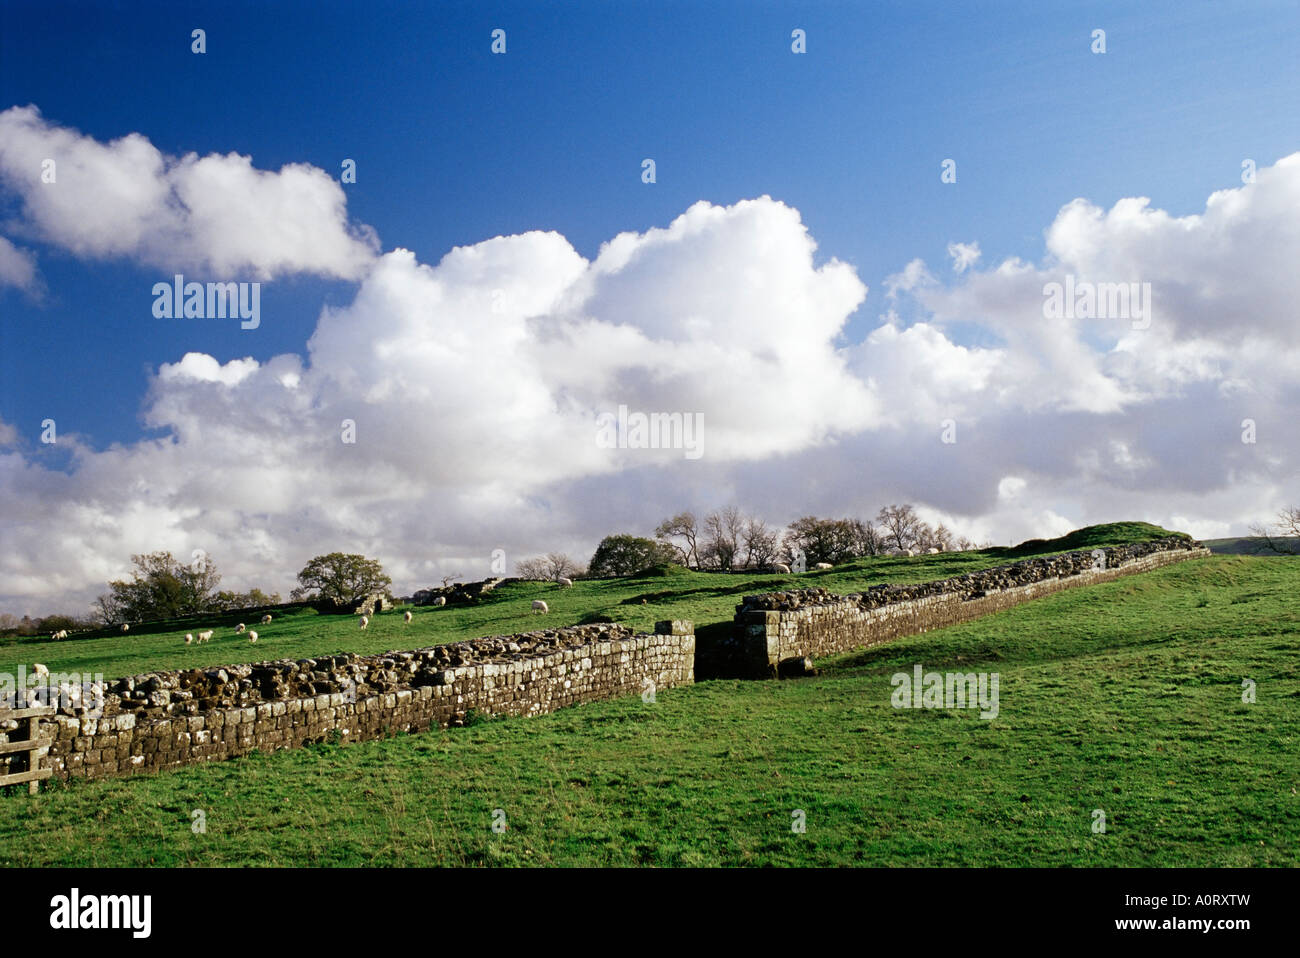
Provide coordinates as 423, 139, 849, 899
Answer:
0, 705, 54, 795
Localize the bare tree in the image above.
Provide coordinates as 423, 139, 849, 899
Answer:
654, 512, 701, 567
876, 504, 923, 552
543, 553, 582, 579
513, 557, 548, 580
849, 518, 884, 556
701, 506, 746, 570
515, 554, 581, 580
742, 516, 780, 568
1249, 506, 1300, 555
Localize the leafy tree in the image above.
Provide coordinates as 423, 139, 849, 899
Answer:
783, 517, 862, 565
295, 553, 392, 606
37, 614, 85, 634
212, 588, 283, 611
95, 551, 223, 624
588, 535, 676, 577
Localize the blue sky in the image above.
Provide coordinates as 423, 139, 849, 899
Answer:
1, 1, 1298, 613
5, 0, 1297, 444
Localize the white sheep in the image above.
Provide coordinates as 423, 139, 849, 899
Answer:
927, 547, 940, 554
235, 623, 246, 634
33, 663, 49, 677
359, 616, 369, 629
556, 577, 573, 588
813, 562, 833, 570
248, 630, 258, 643
432, 596, 446, 607
771, 563, 792, 574
260, 614, 273, 625
185, 633, 194, 645
532, 600, 549, 614
120, 623, 129, 633
403, 610, 413, 623
904, 548, 916, 557
50, 629, 68, 640
197, 629, 214, 643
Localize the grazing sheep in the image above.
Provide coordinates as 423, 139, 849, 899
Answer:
432, 596, 446, 607
260, 614, 273, 625
927, 547, 940, 554
771, 563, 792, 574
50, 629, 68, 640
359, 616, 369, 629
185, 633, 194, 645
198, 629, 214, 643
813, 562, 833, 570
33, 663, 49, 677
556, 577, 573, 588
532, 600, 549, 614
235, 623, 246, 634
248, 630, 258, 643
403, 610, 413, 623
120, 623, 129, 633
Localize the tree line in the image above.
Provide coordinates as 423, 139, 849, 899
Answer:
514, 504, 990, 580
84, 551, 392, 626
13, 502, 1294, 629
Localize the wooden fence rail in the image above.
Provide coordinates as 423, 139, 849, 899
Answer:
0, 705, 54, 794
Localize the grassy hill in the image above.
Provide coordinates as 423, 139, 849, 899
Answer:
2, 552, 1294, 867
0, 521, 1194, 682
997, 520, 1187, 557
1202, 536, 1299, 556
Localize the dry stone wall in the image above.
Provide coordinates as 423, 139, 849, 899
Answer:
4, 537, 1214, 788
711, 538, 1209, 677
29, 620, 693, 783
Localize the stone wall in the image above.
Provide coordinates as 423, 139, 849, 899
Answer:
709, 538, 1210, 677
3, 537, 1215, 787
22, 620, 693, 783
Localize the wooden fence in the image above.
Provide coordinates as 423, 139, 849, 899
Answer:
0, 705, 54, 794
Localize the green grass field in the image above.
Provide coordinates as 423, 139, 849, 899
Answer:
0, 521, 1188, 682
2, 530, 1295, 867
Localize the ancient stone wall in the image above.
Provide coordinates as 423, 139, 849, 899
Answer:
4, 537, 1215, 787
708, 538, 1210, 677
28, 620, 693, 783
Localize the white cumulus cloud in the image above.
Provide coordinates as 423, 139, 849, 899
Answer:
0, 105, 378, 279
2, 132, 1298, 617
